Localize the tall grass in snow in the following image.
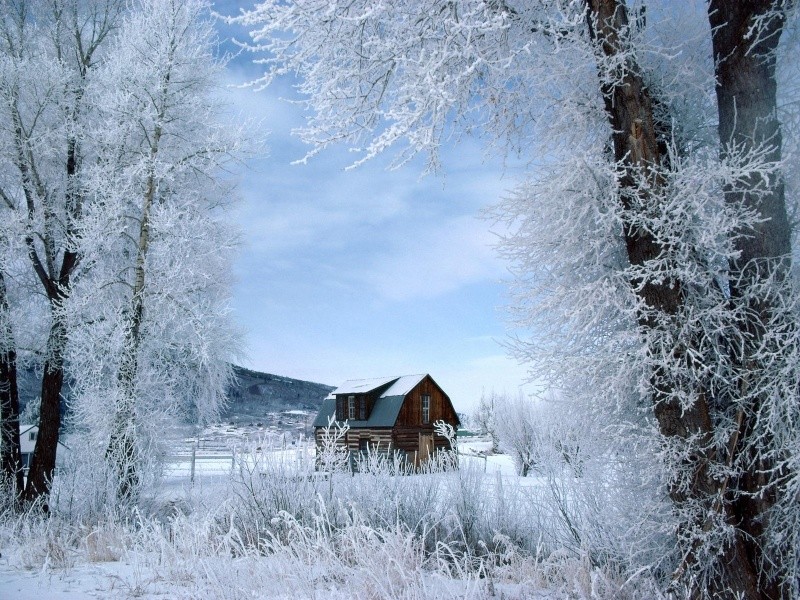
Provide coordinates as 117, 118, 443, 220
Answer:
0, 430, 667, 598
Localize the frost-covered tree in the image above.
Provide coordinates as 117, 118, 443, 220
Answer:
473, 389, 500, 452
493, 391, 537, 476
1, 0, 243, 506
0, 0, 125, 503
65, 0, 243, 502
494, 392, 586, 478
235, 1, 799, 597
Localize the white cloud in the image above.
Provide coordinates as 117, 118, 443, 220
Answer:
358, 214, 505, 301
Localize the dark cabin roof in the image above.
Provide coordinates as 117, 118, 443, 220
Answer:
312, 374, 427, 428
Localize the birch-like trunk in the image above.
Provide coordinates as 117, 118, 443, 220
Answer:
105, 52, 169, 498
105, 140, 159, 503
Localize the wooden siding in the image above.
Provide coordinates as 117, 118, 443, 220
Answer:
391, 426, 453, 452
346, 429, 393, 453
334, 391, 381, 422
394, 375, 458, 429
317, 375, 458, 469
314, 427, 393, 452
392, 375, 457, 466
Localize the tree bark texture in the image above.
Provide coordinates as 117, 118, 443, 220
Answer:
709, 2, 790, 598
0, 270, 24, 498
585, 1, 782, 597
19, 127, 80, 505
22, 311, 67, 505
106, 185, 152, 503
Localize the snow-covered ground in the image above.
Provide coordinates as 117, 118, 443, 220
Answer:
0, 434, 649, 599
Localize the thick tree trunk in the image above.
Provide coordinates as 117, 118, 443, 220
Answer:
20, 156, 79, 505
0, 271, 24, 499
709, 2, 790, 598
22, 312, 66, 506
586, 1, 768, 597
3, 0, 121, 507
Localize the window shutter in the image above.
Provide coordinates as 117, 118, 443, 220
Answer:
336, 397, 344, 421
359, 396, 366, 420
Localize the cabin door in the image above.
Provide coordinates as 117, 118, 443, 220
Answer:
418, 433, 434, 465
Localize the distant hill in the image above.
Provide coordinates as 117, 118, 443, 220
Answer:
222, 365, 333, 422
17, 364, 333, 424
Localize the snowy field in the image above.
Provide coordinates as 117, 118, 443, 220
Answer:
0, 434, 656, 599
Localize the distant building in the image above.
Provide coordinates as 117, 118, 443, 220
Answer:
19, 424, 69, 475
313, 374, 459, 467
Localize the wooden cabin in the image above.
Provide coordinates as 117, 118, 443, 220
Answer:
312, 374, 459, 467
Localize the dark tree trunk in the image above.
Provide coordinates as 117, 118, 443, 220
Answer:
3, 0, 122, 508
709, 2, 790, 598
21, 182, 79, 505
0, 271, 24, 499
586, 1, 773, 597
22, 313, 67, 506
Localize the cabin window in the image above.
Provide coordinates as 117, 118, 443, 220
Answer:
29, 431, 37, 442
348, 396, 356, 420
421, 394, 430, 424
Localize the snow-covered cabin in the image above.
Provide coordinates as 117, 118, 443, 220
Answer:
313, 374, 459, 466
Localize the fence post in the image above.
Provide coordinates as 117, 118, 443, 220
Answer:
190, 441, 196, 484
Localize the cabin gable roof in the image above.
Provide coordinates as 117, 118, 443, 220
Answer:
314, 373, 445, 429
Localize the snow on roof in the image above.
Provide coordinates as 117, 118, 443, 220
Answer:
316, 374, 438, 429
332, 374, 428, 397
332, 376, 398, 395
380, 374, 426, 398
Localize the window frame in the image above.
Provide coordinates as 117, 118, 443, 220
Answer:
348, 395, 356, 420
421, 394, 430, 424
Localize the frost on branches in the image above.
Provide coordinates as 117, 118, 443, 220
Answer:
236, 1, 800, 597
67, 0, 242, 503
0, 0, 128, 503
0, 0, 242, 505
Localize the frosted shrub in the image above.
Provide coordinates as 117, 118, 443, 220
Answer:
0, 463, 669, 599
83, 519, 126, 563
2, 508, 81, 571
228, 434, 323, 547
47, 437, 117, 521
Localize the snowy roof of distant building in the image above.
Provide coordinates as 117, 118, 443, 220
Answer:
380, 374, 426, 397
331, 374, 427, 397
315, 374, 432, 428
332, 376, 398, 395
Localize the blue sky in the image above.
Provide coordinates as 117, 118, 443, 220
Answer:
217, 9, 532, 413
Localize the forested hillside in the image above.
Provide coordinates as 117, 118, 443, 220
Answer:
16, 364, 332, 423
